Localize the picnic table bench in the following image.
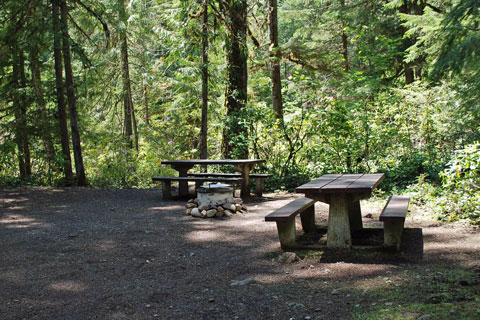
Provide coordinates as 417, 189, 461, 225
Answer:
380, 195, 410, 250
265, 197, 316, 249
152, 176, 243, 200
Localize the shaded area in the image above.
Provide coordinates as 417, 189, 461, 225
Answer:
0, 188, 479, 319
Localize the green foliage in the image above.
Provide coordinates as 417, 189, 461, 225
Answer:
436, 143, 480, 224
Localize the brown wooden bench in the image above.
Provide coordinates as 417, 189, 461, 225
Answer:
152, 176, 243, 199
265, 197, 316, 249
379, 195, 410, 250
187, 173, 272, 197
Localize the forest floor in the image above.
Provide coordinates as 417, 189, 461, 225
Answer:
1, 187, 479, 320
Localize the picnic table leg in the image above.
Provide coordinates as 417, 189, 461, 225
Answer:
255, 178, 264, 197
172, 164, 194, 198
326, 194, 352, 249
162, 181, 172, 199
348, 199, 363, 231
300, 204, 316, 233
235, 163, 255, 198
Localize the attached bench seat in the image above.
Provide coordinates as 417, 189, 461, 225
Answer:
379, 195, 410, 250
188, 172, 272, 196
265, 197, 316, 249
152, 176, 243, 199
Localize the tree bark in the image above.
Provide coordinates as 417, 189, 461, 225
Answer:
199, 0, 209, 161
60, 0, 87, 186
30, 46, 57, 169
399, 1, 414, 84
52, 0, 74, 184
222, 0, 249, 159
268, 0, 283, 120
119, 0, 138, 151
12, 47, 31, 180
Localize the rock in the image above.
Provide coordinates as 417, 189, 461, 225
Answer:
187, 199, 195, 203
229, 204, 236, 211
233, 198, 243, 204
186, 202, 196, 209
193, 198, 199, 205
224, 210, 233, 217
230, 278, 256, 286
417, 315, 431, 320
278, 252, 299, 264
235, 204, 242, 211
199, 204, 210, 211
200, 210, 207, 218
215, 210, 225, 218
364, 213, 373, 218
185, 208, 192, 216
223, 202, 233, 210
191, 208, 201, 217
206, 209, 217, 218
217, 206, 224, 212
331, 288, 342, 295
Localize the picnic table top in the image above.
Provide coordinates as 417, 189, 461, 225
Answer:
295, 173, 385, 194
161, 159, 265, 166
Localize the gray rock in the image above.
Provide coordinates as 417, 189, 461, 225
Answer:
198, 204, 210, 211
186, 202, 196, 209
200, 210, 207, 218
191, 208, 201, 217
222, 203, 233, 210
229, 204, 236, 211
278, 252, 300, 264
233, 198, 243, 204
185, 208, 192, 216
230, 278, 256, 286
215, 210, 225, 218
206, 209, 217, 218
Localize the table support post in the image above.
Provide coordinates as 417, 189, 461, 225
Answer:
275, 219, 296, 249
348, 199, 363, 231
300, 204, 316, 233
173, 165, 194, 198
327, 194, 352, 249
236, 163, 255, 198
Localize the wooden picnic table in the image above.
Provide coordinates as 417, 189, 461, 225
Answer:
161, 159, 265, 198
295, 173, 385, 249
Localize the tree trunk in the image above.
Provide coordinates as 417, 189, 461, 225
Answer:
399, 1, 414, 84
60, 0, 87, 186
222, 0, 248, 159
30, 46, 57, 170
268, 0, 283, 120
199, 0, 209, 161
340, 0, 350, 73
119, 0, 138, 151
52, 0, 73, 184
12, 47, 31, 180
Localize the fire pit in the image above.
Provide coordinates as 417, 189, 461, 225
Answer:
185, 184, 246, 218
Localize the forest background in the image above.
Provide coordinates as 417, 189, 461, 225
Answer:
1, 0, 479, 224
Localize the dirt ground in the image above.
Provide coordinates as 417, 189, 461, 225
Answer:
1, 187, 479, 320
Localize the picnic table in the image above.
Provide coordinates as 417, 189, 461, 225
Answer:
295, 173, 385, 249
161, 159, 265, 198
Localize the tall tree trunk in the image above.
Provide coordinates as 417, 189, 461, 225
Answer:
119, 0, 138, 151
222, 0, 248, 159
12, 47, 31, 180
199, 0, 209, 161
52, 0, 73, 184
340, 0, 350, 73
268, 0, 283, 120
60, 0, 87, 186
399, 1, 414, 84
30, 46, 57, 169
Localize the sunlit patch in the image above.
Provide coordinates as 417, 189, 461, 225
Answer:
96, 240, 117, 250
185, 230, 225, 242
0, 270, 25, 282
0, 214, 49, 229
50, 280, 86, 292
148, 205, 184, 211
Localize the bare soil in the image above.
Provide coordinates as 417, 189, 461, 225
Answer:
1, 187, 479, 320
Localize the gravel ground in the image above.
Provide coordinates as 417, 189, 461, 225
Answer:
1, 187, 479, 320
